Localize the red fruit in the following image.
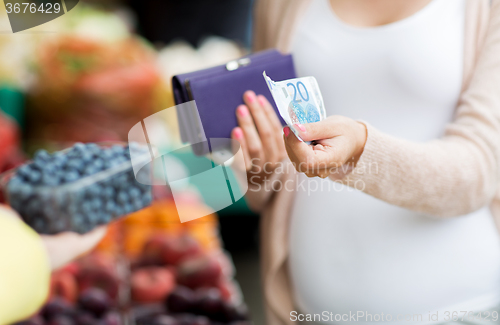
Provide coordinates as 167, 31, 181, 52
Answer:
140, 237, 168, 266
77, 270, 119, 301
142, 234, 202, 266
60, 263, 80, 276
50, 271, 78, 303
177, 254, 223, 289
217, 279, 237, 302
76, 254, 119, 300
76, 255, 118, 300
131, 267, 176, 303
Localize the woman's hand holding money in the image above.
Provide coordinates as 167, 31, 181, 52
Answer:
283, 116, 367, 179
231, 90, 287, 185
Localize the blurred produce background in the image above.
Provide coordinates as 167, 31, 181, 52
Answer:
0, 0, 263, 323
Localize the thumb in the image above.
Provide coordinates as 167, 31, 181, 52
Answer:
294, 120, 338, 142
283, 126, 312, 163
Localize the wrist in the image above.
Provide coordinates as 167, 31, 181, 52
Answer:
353, 121, 367, 163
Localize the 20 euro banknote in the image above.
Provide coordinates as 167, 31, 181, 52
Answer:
263, 72, 326, 142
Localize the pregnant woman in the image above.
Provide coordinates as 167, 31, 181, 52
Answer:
231, 0, 500, 324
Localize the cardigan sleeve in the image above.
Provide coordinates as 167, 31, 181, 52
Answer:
0, 213, 50, 325
340, 0, 500, 217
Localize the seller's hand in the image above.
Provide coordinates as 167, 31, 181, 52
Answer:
283, 116, 367, 179
231, 91, 287, 185
0, 205, 107, 270
41, 226, 107, 270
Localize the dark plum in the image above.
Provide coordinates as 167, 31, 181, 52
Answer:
78, 288, 111, 317
165, 286, 196, 314
41, 298, 74, 320
223, 302, 249, 322
195, 288, 224, 321
46, 315, 74, 325
101, 311, 121, 325
151, 315, 179, 325
191, 316, 211, 325
174, 314, 196, 325
74, 312, 96, 325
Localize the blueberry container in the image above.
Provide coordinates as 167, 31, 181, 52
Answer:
0, 142, 153, 234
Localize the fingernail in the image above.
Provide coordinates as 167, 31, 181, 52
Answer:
258, 95, 266, 107
245, 91, 255, 103
238, 105, 249, 117
233, 128, 243, 139
295, 124, 306, 132
283, 127, 290, 137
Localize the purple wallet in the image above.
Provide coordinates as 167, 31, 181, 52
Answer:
172, 49, 297, 155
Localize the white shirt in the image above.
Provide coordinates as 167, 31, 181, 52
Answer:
289, 0, 500, 324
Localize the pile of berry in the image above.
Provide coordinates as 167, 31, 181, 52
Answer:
7, 143, 152, 234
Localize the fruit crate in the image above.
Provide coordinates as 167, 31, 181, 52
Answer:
100, 201, 251, 325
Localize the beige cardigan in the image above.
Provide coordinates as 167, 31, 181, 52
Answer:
245, 0, 500, 324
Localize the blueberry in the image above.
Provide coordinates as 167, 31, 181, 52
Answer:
32, 218, 45, 233
81, 151, 93, 163
101, 149, 114, 159
88, 212, 99, 225
117, 191, 128, 204
142, 192, 153, 205
91, 198, 102, 210
64, 171, 79, 183
92, 159, 104, 171
86, 185, 101, 197
128, 142, 140, 151
26, 170, 41, 183
52, 152, 67, 166
67, 159, 82, 170
114, 205, 124, 217
82, 202, 92, 215
98, 212, 111, 223
8, 176, 23, 187
105, 201, 115, 213
34, 149, 51, 162
17, 165, 32, 179
103, 187, 115, 199
85, 143, 99, 151
18, 184, 33, 198
83, 166, 96, 176
42, 174, 59, 186
111, 145, 124, 155
116, 174, 128, 186
74, 142, 86, 152
132, 199, 143, 211
123, 203, 133, 214
129, 187, 140, 199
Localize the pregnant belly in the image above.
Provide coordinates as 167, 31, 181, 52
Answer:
288, 178, 500, 324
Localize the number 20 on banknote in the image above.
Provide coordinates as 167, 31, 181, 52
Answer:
263, 72, 326, 141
